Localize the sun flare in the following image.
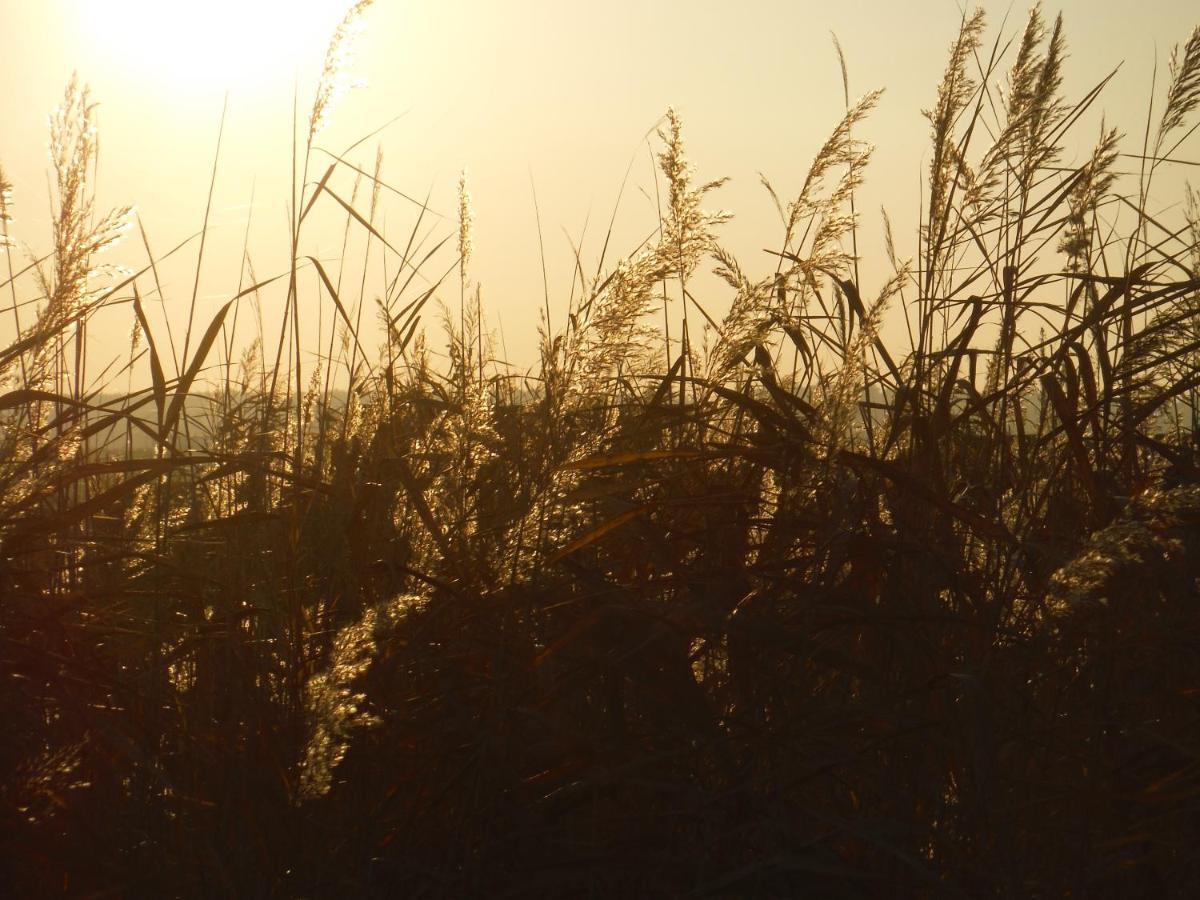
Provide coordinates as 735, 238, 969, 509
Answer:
72, 0, 357, 94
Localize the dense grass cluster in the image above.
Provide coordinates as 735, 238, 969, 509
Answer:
4, 5, 1200, 896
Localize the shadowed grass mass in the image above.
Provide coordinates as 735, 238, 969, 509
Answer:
3, 4, 1200, 896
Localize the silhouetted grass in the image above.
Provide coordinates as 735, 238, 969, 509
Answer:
3, 4, 1200, 896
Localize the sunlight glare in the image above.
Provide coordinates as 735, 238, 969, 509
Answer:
73, 0, 353, 95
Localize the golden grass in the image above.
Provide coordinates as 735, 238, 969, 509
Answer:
3, 3, 1200, 896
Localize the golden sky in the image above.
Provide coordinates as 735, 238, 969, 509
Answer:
2, 0, 1198, 371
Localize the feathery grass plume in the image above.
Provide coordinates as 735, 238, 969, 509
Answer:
1159, 25, 1200, 145
573, 248, 669, 392
6, 75, 130, 444
716, 90, 879, 383
1176, 185, 1200, 412
806, 106, 879, 264
709, 246, 774, 374
567, 109, 728, 393
8, 742, 88, 828
1142, 182, 1200, 408
456, 167, 474, 351
659, 106, 691, 232
36, 77, 132, 327
1059, 123, 1121, 269
944, 142, 990, 216
781, 89, 881, 260
449, 168, 482, 402
991, 5, 1067, 183
0, 164, 13, 251
819, 281, 895, 453
457, 167, 474, 273
657, 107, 730, 283
296, 598, 415, 802
1009, 7, 1049, 125
456, 166, 475, 368
0, 164, 20, 378
1047, 483, 1200, 613
924, 9, 986, 257
654, 106, 728, 386
309, 0, 376, 141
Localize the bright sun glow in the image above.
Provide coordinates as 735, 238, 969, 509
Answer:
73, 0, 353, 94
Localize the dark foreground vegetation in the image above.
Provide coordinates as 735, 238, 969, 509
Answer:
4, 4, 1200, 896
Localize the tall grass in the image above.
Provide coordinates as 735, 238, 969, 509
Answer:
3, 4, 1200, 896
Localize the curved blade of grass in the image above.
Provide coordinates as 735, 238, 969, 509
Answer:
547, 507, 650, 565
133, 287, 166, 427
307, 255, 371, 365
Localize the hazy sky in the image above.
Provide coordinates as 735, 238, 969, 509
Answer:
1, 0, 1198, 369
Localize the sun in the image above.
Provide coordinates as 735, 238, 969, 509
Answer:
71, 0, 357, 96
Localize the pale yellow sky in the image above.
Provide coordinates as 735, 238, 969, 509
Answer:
1, 1, 1197, 374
